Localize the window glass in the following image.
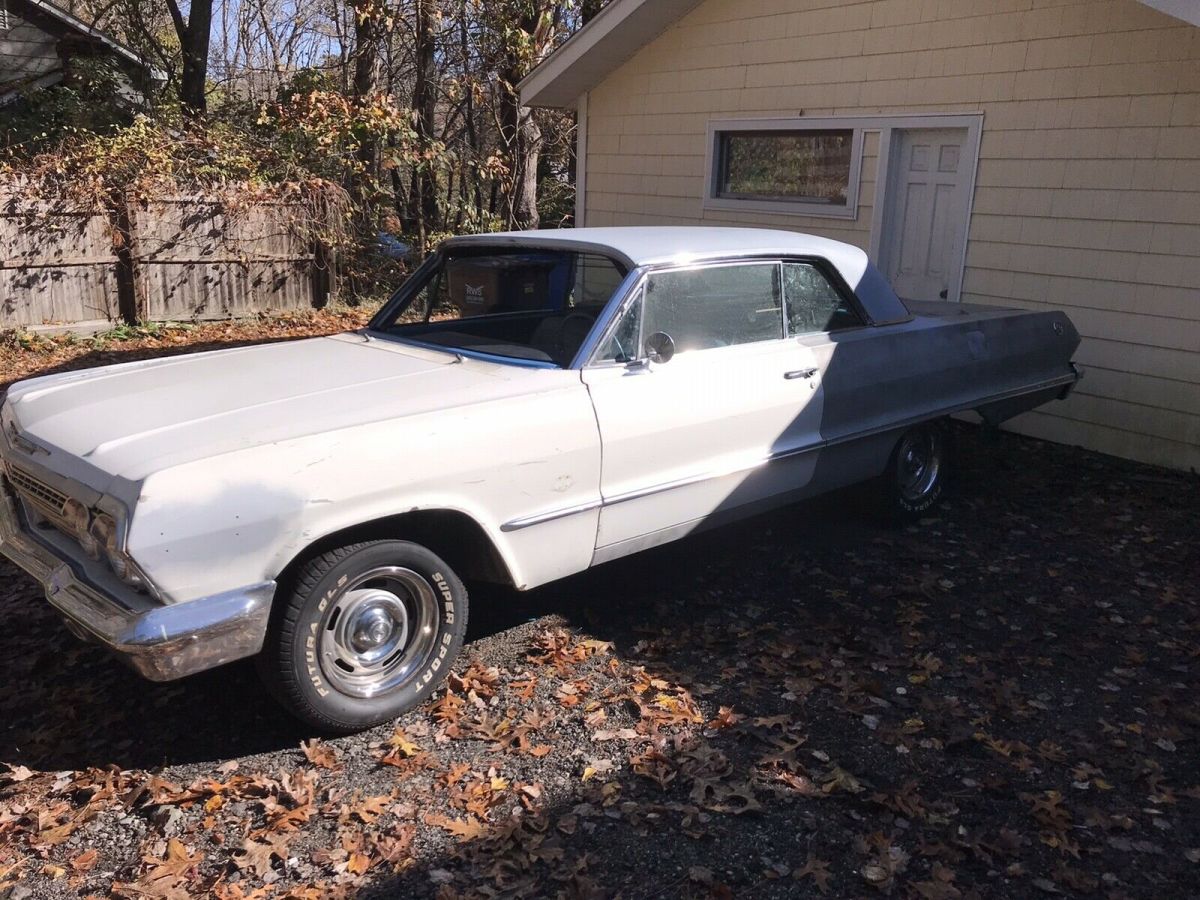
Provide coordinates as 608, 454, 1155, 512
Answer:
643, 263, 783, 354
595, 290, 642, 363
396, 268, 448, 324
783, 263, 861, 334
718, 129, 854, 206
372, 250, 626, 366
570, 255, 627, 308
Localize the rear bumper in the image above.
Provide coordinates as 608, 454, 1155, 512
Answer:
1060, 362, 1084, 399
0, 484, 274, 681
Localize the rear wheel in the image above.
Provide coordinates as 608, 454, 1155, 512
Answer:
257, 540, 468, 733
882, 423, 949, 521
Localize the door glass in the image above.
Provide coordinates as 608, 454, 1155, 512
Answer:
643, 263, 783, 353
595, 290, 643, 363
782, 263, 861, 334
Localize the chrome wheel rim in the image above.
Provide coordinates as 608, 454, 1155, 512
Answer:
896, 431, 941, 503
318, 566, 440, 699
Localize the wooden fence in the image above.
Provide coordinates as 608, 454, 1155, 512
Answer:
0, 189, 333, 331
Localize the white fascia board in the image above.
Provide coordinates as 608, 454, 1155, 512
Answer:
519, 0, 704, 109
1135, 0, 1200, 26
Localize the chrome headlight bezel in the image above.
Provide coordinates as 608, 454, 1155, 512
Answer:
1, 398, 161, 600
91, 495, 160, 598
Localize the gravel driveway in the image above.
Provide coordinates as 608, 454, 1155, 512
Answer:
1, 325, 1197, 898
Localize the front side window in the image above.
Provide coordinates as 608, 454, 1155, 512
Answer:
595, 289, 643, 363
371, 249, 627, 366
640, 263, 784, 355
783, 263, 862, 334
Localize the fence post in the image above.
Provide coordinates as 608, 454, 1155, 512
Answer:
312, 239, 331, 308
109, 191, 140, 324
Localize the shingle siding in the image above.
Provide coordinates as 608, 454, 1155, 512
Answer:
0, 10, 61, 87
584, 0, 1200, 471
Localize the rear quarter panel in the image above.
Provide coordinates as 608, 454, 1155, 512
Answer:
810, 304, 1079, 443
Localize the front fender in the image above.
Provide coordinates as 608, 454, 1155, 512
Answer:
128, 383, 601, 600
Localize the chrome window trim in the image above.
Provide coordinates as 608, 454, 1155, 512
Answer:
570, 267, 646, 368
366, 332, 562, 370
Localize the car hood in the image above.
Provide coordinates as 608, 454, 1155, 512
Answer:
4, 333, 562, 487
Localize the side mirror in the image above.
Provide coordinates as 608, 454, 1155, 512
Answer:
645, 331, 675, 365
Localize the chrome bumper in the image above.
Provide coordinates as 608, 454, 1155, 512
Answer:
0, 484, 274, 681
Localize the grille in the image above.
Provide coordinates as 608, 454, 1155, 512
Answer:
5, 463, 69, 517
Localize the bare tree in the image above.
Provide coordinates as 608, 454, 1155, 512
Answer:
166, 0, 214, 117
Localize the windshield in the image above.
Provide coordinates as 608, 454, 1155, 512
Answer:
369, 248, 628, 367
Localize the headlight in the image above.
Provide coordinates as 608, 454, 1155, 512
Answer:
63, 498, 100, 559
90, 512, 136, 582
91, 513, 119, 554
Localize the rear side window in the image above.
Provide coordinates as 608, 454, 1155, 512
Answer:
783, 262, 862, 334
643, 263, 783, 353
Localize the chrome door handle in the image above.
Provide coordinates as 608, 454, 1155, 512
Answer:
784, 368, 818, 380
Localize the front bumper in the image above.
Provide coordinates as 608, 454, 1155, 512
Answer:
0, 483, 275, 681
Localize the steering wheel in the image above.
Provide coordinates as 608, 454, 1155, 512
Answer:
556, 312, 596, 363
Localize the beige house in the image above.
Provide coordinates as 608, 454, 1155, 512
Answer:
521, 0, 1200, 472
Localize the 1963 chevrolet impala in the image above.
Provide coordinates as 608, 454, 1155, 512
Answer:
0, 227, 1080, 731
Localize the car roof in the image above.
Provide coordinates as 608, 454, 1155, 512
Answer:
442, 226, 870, 288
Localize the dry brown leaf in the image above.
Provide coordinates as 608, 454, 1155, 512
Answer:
794, 856, 832, 893
236, 833, 291, 878
300, 738, 341, 771
71, 849, 100, 873
423, 812, 488, 842
113, 838, 201, 900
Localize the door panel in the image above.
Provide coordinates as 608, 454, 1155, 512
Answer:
582, 340, 825, 549
581, 261, 830, 551
885, 128, 971, 302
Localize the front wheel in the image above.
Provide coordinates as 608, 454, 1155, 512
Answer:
882, 423, 949, 522
257, 540, 468, 733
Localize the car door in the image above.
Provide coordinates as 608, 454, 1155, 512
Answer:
581, 260, 826, 556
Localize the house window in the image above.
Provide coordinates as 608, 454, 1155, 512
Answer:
0, 3, 9, 31
706, 120, 864, 219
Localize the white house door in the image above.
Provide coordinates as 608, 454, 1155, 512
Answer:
883, 128, 972, 303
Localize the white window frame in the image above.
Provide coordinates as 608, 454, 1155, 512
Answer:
0, 2, 10, 32
704, 118, 866, 220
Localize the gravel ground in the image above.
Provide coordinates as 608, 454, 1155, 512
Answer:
1, 323, 1198, 899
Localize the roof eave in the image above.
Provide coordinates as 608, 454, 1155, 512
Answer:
1135, 0, 1200, 27
24, 0, 159, 79
519, 0, 705, 109
519, 0, 1197, 110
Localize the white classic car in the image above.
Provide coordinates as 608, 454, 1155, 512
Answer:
0, 228, 1080, 731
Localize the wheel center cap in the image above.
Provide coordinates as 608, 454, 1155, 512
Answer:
351, 607, 396, 652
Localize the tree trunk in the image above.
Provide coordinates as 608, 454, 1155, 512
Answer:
515, 106, 542, 229
167, 0, 213, 117
407, 0, 439, 241
459, 0, 484, 224
351, 0, 385, 184
498, 73, 541, 230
